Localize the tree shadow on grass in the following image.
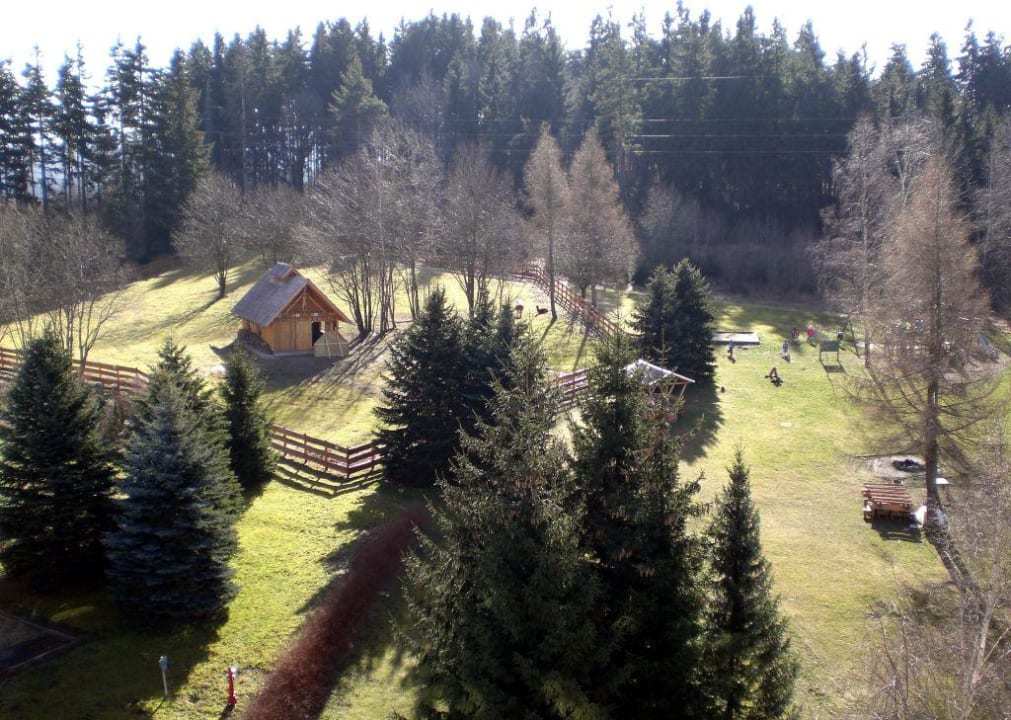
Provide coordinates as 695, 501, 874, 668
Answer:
678, 381, 725, 463
0, 582, 223, 719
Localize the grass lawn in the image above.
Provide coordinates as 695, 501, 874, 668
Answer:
328, 296, 947, 718
0, 262, 956, 718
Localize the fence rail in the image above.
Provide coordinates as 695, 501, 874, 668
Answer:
0, 347, 149, 395
517, 266, 626, 341
0, 346, 382, 484
552, 367, 589, 406
270, 426, 382, 481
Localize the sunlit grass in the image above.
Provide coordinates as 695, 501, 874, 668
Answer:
0, 263, 962, 718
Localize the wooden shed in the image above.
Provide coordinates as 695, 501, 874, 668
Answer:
232, 263, 352, 356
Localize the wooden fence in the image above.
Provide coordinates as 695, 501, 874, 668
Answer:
0, 346, 381, 484
553, 367, 589, 407
0, 347, 149, 395
517, 266, 626, 341
270, 426, 382, 481
0, 316, 597, 481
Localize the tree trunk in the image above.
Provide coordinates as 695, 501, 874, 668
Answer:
547, 230, 557, 321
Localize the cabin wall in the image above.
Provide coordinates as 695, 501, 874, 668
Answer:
266, 318, 312, 352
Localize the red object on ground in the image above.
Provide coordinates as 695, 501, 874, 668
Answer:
227, 666, 237, 706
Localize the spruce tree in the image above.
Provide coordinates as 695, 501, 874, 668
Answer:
143, 338, 217, 426
220, 348, 276, 490
105, 381, 241, 625
0, 328, 116, 587
571, 335, 707, 717
406, 339, 602, 719
704, 449, 798, 720
461, 292, 527, 431
668, 258, 717, 383
633, 259, 716, 383
375, 288, 468, 487
631, 264, 676, 363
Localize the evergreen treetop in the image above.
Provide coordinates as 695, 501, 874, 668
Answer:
220, 347, 276, 491
0, 327, 116, 587
571, 334, 707, 717
375, 287, 469, 487
407, 337, 603, 719
105, 380, 241, 625
704, 449, 798, 720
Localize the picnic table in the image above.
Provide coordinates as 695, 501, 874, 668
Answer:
862, 482, 914, 521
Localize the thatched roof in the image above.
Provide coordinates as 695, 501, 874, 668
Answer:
232, 263, 350, 326
624, 358, 694, 386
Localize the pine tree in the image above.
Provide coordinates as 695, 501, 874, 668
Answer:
374, 288, 468, 487
571, 335, 707, 717
704, 449, 797, 720
631, 264, 676, 363
461, 292, 526, 431
0, 328, 116, 587
144, 337, 216, 420
105, 381, 241, 625
220, 348, 276, 490
21, 55, 54, 210
668, 258, 717, 383
0, 60, 32, 202
406, 339, 602, 719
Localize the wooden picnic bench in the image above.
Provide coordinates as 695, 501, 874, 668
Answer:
862, 483, 914, 521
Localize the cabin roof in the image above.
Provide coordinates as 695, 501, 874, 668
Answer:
232, 263, 351, 327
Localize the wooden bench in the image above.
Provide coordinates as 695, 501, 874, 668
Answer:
862, 483, 914, 521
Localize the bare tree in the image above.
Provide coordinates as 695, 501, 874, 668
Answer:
973, 116, 1011, 310
564, 127, 635, 306
439, 142, 522, 315
376, 121, 440, 321
861, 154, 995, 507
0, 205, 44, 348
173, 172, 244, 299
523, 125, 568, 320
242, 183, 308, 268
38, 212, 125, 365
0, 206, 123, 364
307, 156, 386, 337
388, 70, 446, 149
817, 116, 893, 366
864, 414, 1011, 720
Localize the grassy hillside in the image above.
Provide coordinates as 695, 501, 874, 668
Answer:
0, 261, 949, 718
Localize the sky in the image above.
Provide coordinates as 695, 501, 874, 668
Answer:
1, 0, 1007, 84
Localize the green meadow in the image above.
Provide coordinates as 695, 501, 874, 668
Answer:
0, 261, 950, 718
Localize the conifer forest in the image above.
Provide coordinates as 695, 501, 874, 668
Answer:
1, 6, 1009, 299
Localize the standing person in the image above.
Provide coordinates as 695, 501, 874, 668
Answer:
806, 325, 816, 345
727, 339, 735, 361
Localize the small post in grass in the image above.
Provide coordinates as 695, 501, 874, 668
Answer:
158, 655, 169, 699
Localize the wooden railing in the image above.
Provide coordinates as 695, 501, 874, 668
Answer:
552, 367, 589, 406
270, 426, 382, 481
516, 266, 626, 341
0, 347, 149, 394
0, 346, 381, 484
1, 331, 596, 484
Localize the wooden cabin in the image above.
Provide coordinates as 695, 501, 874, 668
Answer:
232, 263, 352, 357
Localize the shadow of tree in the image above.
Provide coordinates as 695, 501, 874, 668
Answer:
0, 582, 224, 719
678, 382, 725, 463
